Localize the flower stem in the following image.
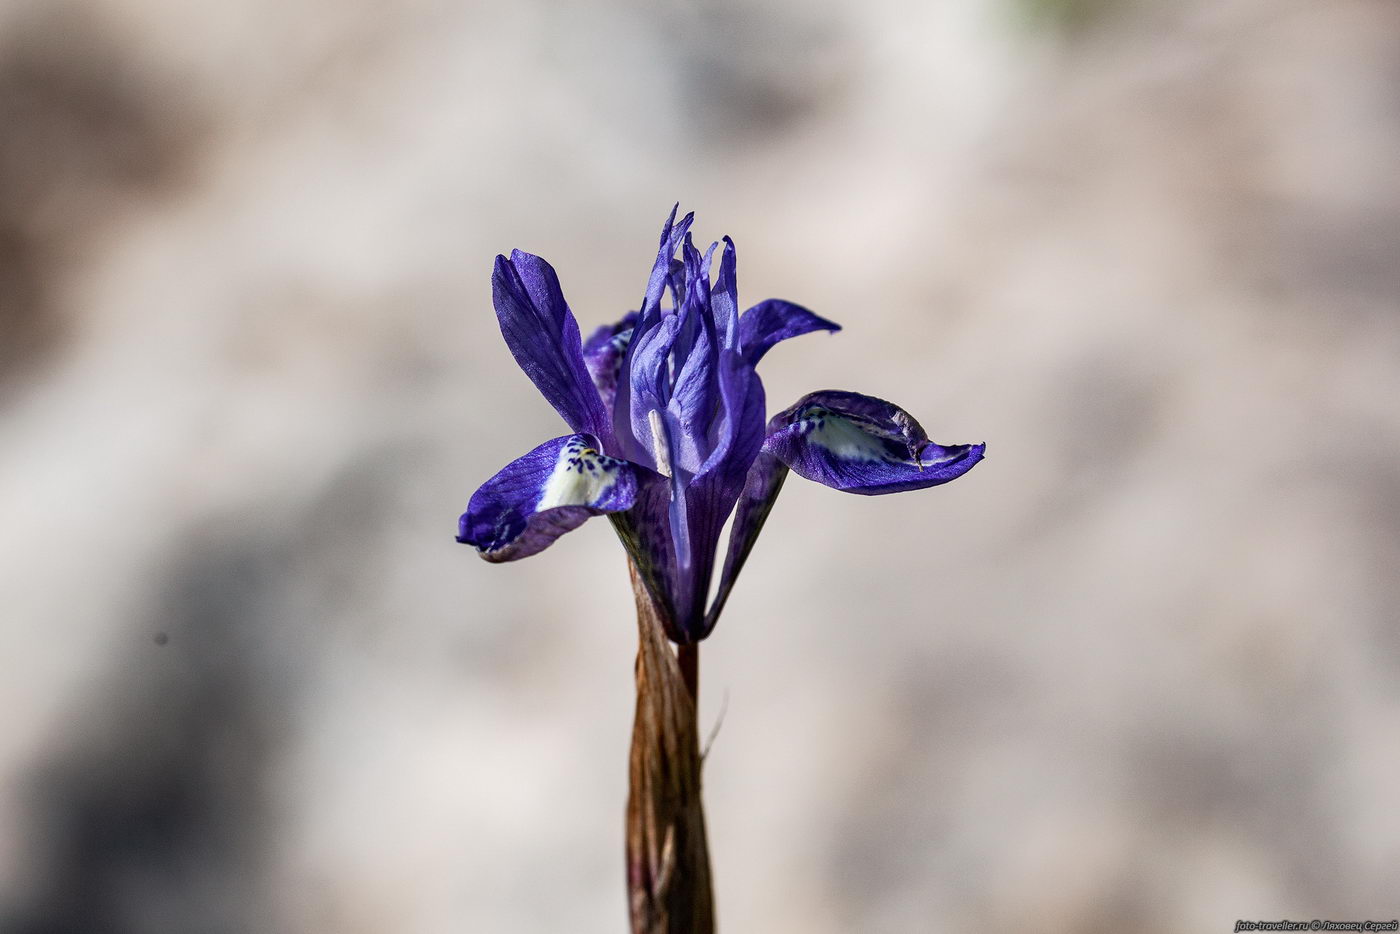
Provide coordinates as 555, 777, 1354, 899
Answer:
625, 561, 714, 934
677, 642, 699, 706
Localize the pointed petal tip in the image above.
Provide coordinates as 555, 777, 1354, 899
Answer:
958, 441, 987, 466
926, 439, 984, 473
500, 249, 548, 271
660, 204, 692, 231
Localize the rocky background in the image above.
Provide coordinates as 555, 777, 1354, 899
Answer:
2, 0, 1398, 931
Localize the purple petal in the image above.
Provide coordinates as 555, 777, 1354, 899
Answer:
656, 407, 694, 572
582, 311, 638, 416
664, 257, 686, 312
493, 252, 611, 443
619, 312, 682, 471
672, 348, 767, 636
620, 350, 766, 642
613, 209, 695, 467
764, 390, 985, 495
666, 308, 716, 475
738, 299, 841, 366
458, 434, 641, 562
702, 451, 788, 636
698, 348, 767, 483
640, 206, 694, 326
710, 237, 739, 349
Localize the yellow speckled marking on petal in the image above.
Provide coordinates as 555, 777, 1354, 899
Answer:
537, 438, 624, 509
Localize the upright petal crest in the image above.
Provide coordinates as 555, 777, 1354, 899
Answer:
640, 206, 695, 326
613, 209, 695, 465
709, 237, 739, 350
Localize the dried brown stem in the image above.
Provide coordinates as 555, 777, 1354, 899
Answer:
677, 642, 699, 707
625, 561, 714, 934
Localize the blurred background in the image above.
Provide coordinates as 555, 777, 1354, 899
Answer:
2, 0, 1398, 930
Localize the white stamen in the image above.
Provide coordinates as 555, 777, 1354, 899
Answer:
648, 409, 672, 479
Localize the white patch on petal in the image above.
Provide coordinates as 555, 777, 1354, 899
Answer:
804, 412, 900, 463
803, 409, 962, 469
537, 438, 623, 509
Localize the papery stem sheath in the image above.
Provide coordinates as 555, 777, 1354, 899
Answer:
625, 561, 713, 934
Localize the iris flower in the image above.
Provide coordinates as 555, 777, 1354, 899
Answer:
458, 206, 984, 642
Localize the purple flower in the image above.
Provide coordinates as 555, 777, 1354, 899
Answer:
458, 207, 985, 642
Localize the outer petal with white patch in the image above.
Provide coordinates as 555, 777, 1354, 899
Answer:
458, 434, 642, 562
764, 390, 984, 495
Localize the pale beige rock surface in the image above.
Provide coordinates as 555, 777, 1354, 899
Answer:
2, 1, 1398, 931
